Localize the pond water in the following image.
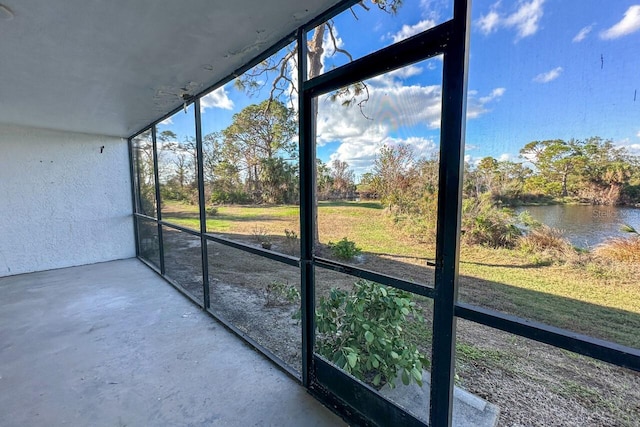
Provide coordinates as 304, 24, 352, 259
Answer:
515, 205, 640, 248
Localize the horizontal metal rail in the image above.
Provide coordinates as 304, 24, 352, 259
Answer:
204, 233, 300, 267
314, 257, 435, 299
158, 220, 202, 237
303, 20, 452, 97
133, 212, 157, 222
455, 302, 640, 372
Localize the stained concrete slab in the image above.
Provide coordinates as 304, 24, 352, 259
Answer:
0, 259, 346, 427
380, 370, 499, 427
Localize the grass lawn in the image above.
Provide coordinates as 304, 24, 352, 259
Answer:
161, 200, 640, 349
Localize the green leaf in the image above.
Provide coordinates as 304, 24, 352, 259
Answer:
411, 367, 422, 382
365, 331, 374, 343
390, 351, 399, 359
401, 307, 410, 315
347, 353, 358, 368
401, 369, 410, 385
373, 374, 381, 386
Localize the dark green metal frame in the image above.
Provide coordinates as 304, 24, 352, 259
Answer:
128, 1, 640, 425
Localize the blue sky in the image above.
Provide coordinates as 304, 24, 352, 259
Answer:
161, 0, 640, 179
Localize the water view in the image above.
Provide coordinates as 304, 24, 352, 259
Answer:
517, 205, 640, 248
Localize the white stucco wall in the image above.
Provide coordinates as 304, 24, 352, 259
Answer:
0, 123, 135, 277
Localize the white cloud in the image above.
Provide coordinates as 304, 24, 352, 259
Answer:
637, 130, 640, 137
390, 19, 437, 43
200, 86, 234, 111
627, 144, 640, 151
390, 65, 424, 79
419, 0, 448, 19
477, 10, 501, 35
467, 87, 506, 119
159, 117, 173, 125
601, 5, 640, 39
533, 66, 563, 83
498, 153, 512, 161
572, 25, 594, 42
505, 0, 545, 39
369, 65, 425, 87
316, 76, 504, 175
464, 155, 482, 167
479, 87, 506, 104
476, 0, 545, 40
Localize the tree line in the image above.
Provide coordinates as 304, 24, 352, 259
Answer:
135, 99, 357, 209
366, 137, 640, 212
135, 98, 639, 216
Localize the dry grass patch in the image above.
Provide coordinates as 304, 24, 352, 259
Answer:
595, 236, 640, 263
518, 225, 573, 259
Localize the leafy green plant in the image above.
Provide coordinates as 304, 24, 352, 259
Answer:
461, 195, 522, 248
327, 237, 362, 260
315, 280, 429, 389
207, 206, 219, 216
263, 281, 300, 307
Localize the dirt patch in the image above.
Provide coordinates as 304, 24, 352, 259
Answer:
153, 228, 640, 426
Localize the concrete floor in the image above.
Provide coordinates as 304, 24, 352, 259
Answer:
0, 259, 346, 427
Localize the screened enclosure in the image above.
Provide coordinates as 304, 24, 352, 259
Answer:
129, 1, 640, 426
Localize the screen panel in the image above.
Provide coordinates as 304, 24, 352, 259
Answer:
460, 0, 640, 351
157, 106, 200, 230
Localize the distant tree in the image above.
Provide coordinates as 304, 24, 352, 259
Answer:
373, 144, 415, 212
330, 159, 356, 199
520, 139, 581, 197
222, 99, 297, 203
473, 156, 531, 201
235, 0, 404, 241
132, 131, 156, 215
357, 172, 377, 199
259, 157, 298, 204
575, 137, 635, 204
316, 159, 334, 200
520, 137, 639, 204
156, 131, 199, 203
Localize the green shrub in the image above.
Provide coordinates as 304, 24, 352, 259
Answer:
315, 280, 429, 389
328, 237, 362, 260
461, 195, 522, 248
210, 190, 251, 205
207, 206, 219, 216
263, 281, 300, 307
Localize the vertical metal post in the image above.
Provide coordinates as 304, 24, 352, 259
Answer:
127, 137, 140, 258
152, 125, 166, 275
298, 27, 316, 387
194, 99, 211, 309
430, 0, 471, 426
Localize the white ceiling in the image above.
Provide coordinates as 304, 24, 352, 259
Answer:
0, 0, 342, 138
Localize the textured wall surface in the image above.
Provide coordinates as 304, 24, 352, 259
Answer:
0, 123, 135, 277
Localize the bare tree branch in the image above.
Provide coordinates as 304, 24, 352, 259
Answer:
326, 22, 353, 61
